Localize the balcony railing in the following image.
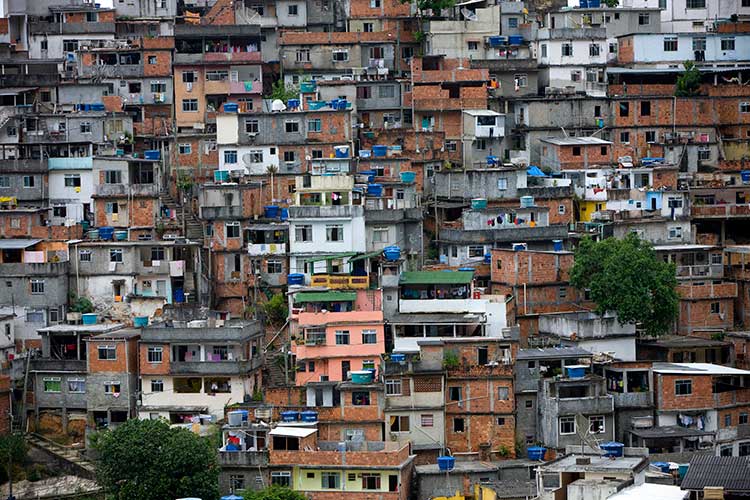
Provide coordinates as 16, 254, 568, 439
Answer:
692, 204, 750, 218
170, 357, 263, 375
310, 274, 369, 289
94, 183, 159, 197
218, 450, 268, 466
676, 264, 723, 279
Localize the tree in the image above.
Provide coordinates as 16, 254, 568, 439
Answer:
263, 293, 288, 326
0, 434, 27, 483
602, 0, 619, 6
94, 419, 219, 500
268, 80, 299, 103
570, 233, 679, 337
243, 485, 307, 500
675, 61, 702, 97
399, 0, 455, 16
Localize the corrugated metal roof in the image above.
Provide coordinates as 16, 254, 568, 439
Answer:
517, 347, 593, 360
400, 271, 474, 285
0, 239, 42, 250
681, 455, 750, 492
294, 291, 356, 303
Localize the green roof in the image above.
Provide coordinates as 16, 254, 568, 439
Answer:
399, 271, 474, 286
294, 291, 357, 304
304, 252, 358, 263
348, 250, 384, 262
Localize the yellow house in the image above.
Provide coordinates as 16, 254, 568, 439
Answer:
577, 200, 606, 222
433, 484, 498, 500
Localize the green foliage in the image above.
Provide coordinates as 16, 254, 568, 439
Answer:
711, 332, 726, 341
570, 233, 679, 337
602, 0, 619, 6
675, 61, 702, 97
69, 293, 94, 314
443, 350, 460, 369
399, 0, 455, 15
268, 80, 299, 103
497, 445, 511, 457
177, 173, 194, 192
0, 434, 27, 483
93, 419, 219, 500
263, 294, 288, 326
243, 485, 307, 500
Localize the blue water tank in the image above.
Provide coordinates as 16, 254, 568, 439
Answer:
174, 288, 185, 303
300, 411, 318, 422
134, 316, 149, 328
280, 208, 289, 221
367, 184, 383, 197
488, 36, 504, 47
484, 253, 492, 264
508, 35, 524, 45
144, 150, 161, 160
99, 226, 115, 240
527, 446, 547, 461
400, 171, 416, 183
223, 102, 238, 113
287, 99, 300, 108
600, 442, 624, 458
741, 171, 750, 184
281, 411, 299, 422
391, 353, 406, 362
383, 246, 401, 261
335, 145, 350, 158
264, 206, 280, 218
652, 462, 670, 474
372, 145, 388, 157
437, 456, 455, 471
565, 366, 586, 378
288, 273, 305, 285
553, 240, 564, 252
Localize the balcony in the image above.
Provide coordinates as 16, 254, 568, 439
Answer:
29, 21, 116, 34
676, 264, 723, 279
218, 450, 268, 466
170, 357, 263, 375
94, 183, 159, 197
229, 80, 262, 94
439, 224, 569, 244
29, 359, 87, 373
248, 243, 287, 256
692, 204, 750, 218
288, 205, 364, 219
364, 207, 423, 223
714, 388, 750, 407
676, 281, 737, 300
79, 64, 144, 78
204, 51, 262, 63
612, 391, 653, 409
310, 274, 369, 289
200, 206, 244, 219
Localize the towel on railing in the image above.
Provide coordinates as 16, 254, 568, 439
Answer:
244, 81, 253, 91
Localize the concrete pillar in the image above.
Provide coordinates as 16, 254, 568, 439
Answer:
61, 408, 68, 434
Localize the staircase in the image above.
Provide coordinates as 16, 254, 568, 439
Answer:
160, 191, 204, 241
25, 433, 96, 479
263, 349, 293, 388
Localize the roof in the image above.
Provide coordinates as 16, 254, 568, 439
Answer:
517, 347, 593, 360
540, 136, 613, 146
0, 87, 37, 96
38, 323, 125, 335
608, 66, 750, 75
651, 362, 750, 376
416, 461, 499, 475
681, 455, 750, 492
629, 426, 713, 439
389, 312, 484, 324
643, 336, 728, 349
400, 271, 474, 285
87, 329, 141, 340
0, 239, 42, 250
653, 244, 716, 252
269, 427, 317, 438
304, 252, 358, 263
607, 483, 687, 500
294, 291, 357, 303
542, 454, 646, 474
463, 109, 503, 116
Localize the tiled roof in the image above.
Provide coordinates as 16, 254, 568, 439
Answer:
681, 455, 750, 492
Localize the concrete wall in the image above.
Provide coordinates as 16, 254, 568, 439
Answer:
140, 374, 249, 418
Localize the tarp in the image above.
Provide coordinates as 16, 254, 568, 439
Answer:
527, 165, 547, 177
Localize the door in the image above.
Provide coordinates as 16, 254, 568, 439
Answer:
341, 361, 351, 380
388, 475, 398, 492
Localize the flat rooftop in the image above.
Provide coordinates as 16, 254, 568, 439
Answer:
517, 347, 593, 360
540, 136, 612, 146
542, 454, 646, 474
651, 362, 750, 376
37, 323, 125, 335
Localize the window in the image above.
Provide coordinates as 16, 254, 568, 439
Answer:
105, 248, 123, 264
467, 245, 483, 258
352, 391, 370, 405
562, 43, 573, 56
741, 413, 749, 425
698, 147, 711, 161
271, 472, 291, 487
558, 286, 567, 299
589, 43, 600, 57
572, 146, 582, 156
508, 17, 518, 28
283, 151, 296, 163
295, 224, 312, 242
151, 379, 164, 392
638, 12, 650, 24
229, 474, 245, 492
379, 85, 395, 98
589, 415, 605, 434
245, 119, 259, 133
421, 414, 434, 427
453, 417, 465, 433
497, 387, 509, 400
385, 379, 402, 395
249, 150, 264, 163
710, 301, 721, 314
693, 36, 707, 52
0, 177, 8, 188
26, 310, 44, 323
41, 39, 48, 51
725, 414, 732, 427
362, 474, 381, 490
721, 37, 736, 51
646, 131, 656, 143
182, 71, 196, 83
224, 150, 238, 164
559, 204, 566, 215
326, 224, 344, 242
686, 0, 705, 7
285, 121, 300, 133
104, 170, 122, 184
307, 118, 322, 132
321, 472, 340, 489
287, 4, 298, 15
619, 102, 630, 117
64, 174, 82, 187
620, 131, 630, 144
675, 379, 692, 395
148, 56, 157, 64
373, 227, 389, 243
296, 49, 310, 62
182, 99, 198, 112
526, 400, 533, 408
467, 41, 478, 51
390, 415, 410, 433
559, 416, 576, 435
720, 445, 733, 457
741, 103, 750, 114
514, 74, 528, 88
79, 250, 92, 262
30, 279, 44, 294
68, 379, 86, 393
541, 44, 547, 58
497, 417, 506, 426
226, 222, 241, 238
335, 330, 350, 345
63, 40, 78, 52
151, 81, 167, 93
449, 386, 462, 401
104, 381, 122, 394
179, 143, 192, 155
43, 378, 61, 393
570, 70, 581, 82
23, 176, 35, 188
640, 101, 651, 116
98, 345, 117, 360
362, 330, 377, 344
370, 47, 384, 59
147, 347, 163, 363
265, 259, 282, 274
664, 36, 678, 51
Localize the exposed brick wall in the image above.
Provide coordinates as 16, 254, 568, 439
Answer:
87, 340, 128, 373
139, 342, 170, 375
655, 373, 714, 411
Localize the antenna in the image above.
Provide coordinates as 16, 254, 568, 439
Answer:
574, 413, 602, 455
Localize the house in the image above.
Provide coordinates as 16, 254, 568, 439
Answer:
681, 455, 750, 500
537, 311, 637, 361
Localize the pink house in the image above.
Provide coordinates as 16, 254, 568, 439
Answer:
292, 310, 385, 385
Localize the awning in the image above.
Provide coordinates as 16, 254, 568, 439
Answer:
304, 252, 357, 263
269, 427, 317, 438
294, 291, 356, 303
0, 87, 37, 96
527, 165, 547, 177
400, 271, 474, 286
0, 239, 42, 250
348, 250, 383, 262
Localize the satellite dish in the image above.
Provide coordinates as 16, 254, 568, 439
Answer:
575, 413, 602, 455
271, 99, 287, 112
